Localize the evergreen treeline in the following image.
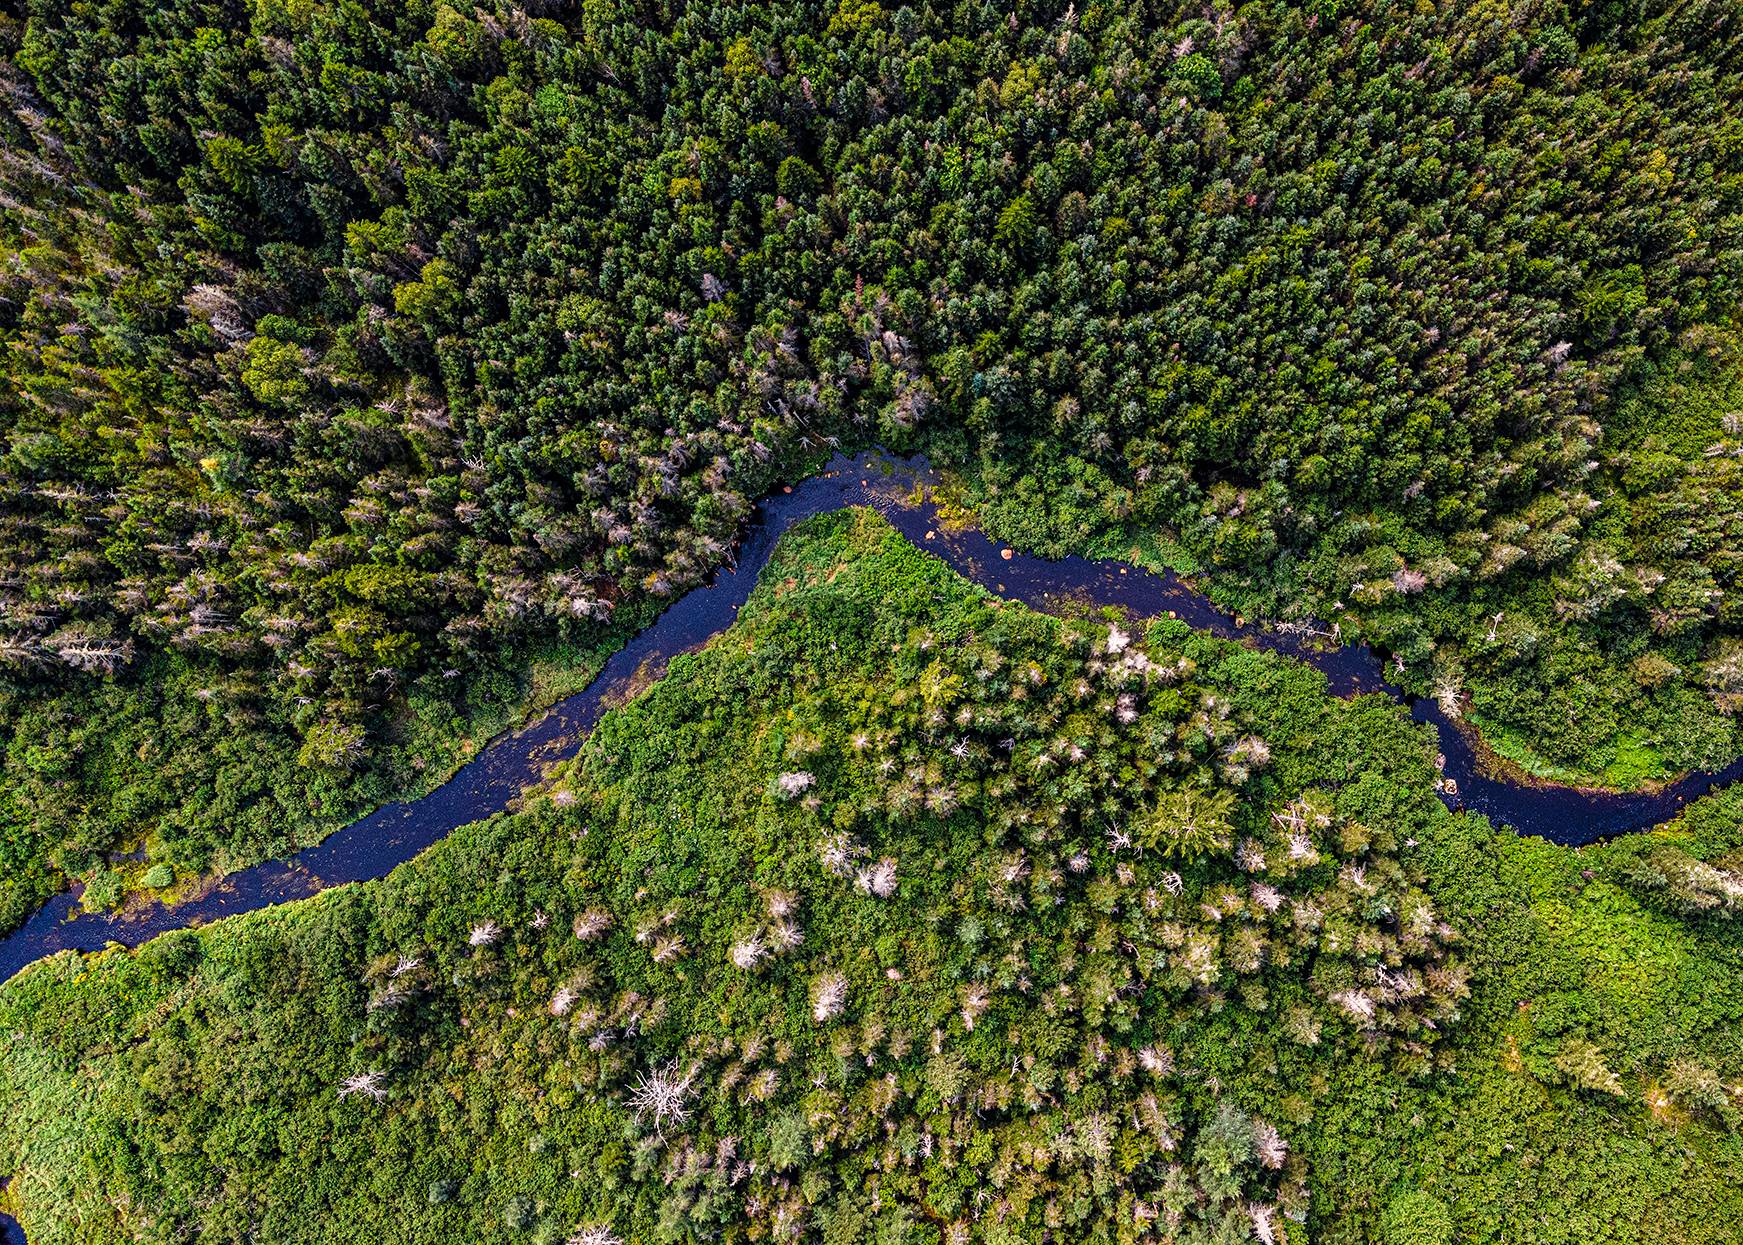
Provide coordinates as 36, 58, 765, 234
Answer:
3, 512, 1740, 1244
2, 0, 1741, 910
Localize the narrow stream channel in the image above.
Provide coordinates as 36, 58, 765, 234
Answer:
3, 450, 1738, 989
3, 449, 1741, 1238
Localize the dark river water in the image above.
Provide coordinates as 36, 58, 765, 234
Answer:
2, 450, 1738, 986
2, 450, 1740, 1236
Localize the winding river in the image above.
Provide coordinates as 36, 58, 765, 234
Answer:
1, 448, 1741, 1240
1, 450, 1739, 980
2, 451, 1739, 990
4, 450, 1741, 999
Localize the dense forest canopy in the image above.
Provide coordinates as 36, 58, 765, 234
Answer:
0, 0, 1741, 1033
5, 512, 1741, 1244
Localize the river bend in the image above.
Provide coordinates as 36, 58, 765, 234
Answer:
1, 450, 1736, 988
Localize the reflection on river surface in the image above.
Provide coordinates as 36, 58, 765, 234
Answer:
2, 451, 1736, 983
